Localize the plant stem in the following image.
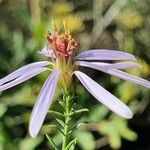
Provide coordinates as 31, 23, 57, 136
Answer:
47, 91, 88, 149
62, 94, 72, 150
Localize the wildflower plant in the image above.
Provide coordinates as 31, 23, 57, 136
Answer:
0, 25, 150, 149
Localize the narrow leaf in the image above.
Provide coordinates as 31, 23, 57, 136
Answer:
48, 110, 65, 120
47, 124, 65, 135
65, 138, 77, 150
59, 100, 66, 109
70, 108, 89, 116
56, 119, 65, 127
76, 123, 85, 128
47, 124, 58, 128
45, 134, 58, 150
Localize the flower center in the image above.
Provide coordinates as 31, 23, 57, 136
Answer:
46, 31, 78, 92
46, 31, 78, 58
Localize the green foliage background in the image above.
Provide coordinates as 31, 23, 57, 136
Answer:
0, 0, 149, 149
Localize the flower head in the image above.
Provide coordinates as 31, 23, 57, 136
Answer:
0, 30, 150, 138
45, 31, 78, 91
46, 31, 78, 58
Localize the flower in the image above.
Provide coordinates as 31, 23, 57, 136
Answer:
117, 11, 143, 29
0, 31, 150, 138
50, 2, 84, 32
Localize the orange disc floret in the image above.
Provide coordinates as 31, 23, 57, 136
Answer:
46, 31, 78, 57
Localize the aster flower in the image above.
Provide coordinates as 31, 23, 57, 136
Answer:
0, 31, 150, 138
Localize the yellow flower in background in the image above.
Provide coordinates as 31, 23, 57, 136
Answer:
52, 16, 84, 32
63, 15, 84, 32
116, 59, 149, 103
118, 11, 143, 29
51, 2, 84, 32
100, 118, 137, 149
119, 83, 136, 103
138, 59, 150, 76
52, 2, 73, 15
126, 59, 150, 77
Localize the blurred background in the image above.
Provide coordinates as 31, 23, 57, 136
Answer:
0, 0, 150, 149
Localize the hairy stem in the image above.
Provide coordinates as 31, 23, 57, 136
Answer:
46, 91, 88, 149
62, 94, 72, 150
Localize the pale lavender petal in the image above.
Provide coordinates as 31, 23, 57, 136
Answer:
77, 61, 141, 70
77, 61, 150, 88
0, 61, 50, 86
74, 71, 133, 119
107, 69, 150, 88
0, 68, 48, 91
76, 49, 136, 61
38, 46, 55, 58
29, 69, 60, 138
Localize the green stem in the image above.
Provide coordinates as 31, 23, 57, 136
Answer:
62, 94, 72, 150
46, 89, 89, 149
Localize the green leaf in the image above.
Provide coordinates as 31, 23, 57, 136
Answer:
65, 138, 77, 150
75, 131, 95, 150
52, 132, 63, 146
100, 121, 116, 134
70, 108, 89, 116
19, 137, 42, 150
59, 100, 66, 109
45, 134, 58, 150
68, 130, 73, 135
47, 124, 58, 128
69, 145, 75, 150
0, 104, 7, 118
120, 128, 137, 141
48, 110, 65, 120
47, 124, 64, 135
109, 132, 121, 149
56, 119, 65, 127
76, 123, 85, 128
89, 105, 109, 122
